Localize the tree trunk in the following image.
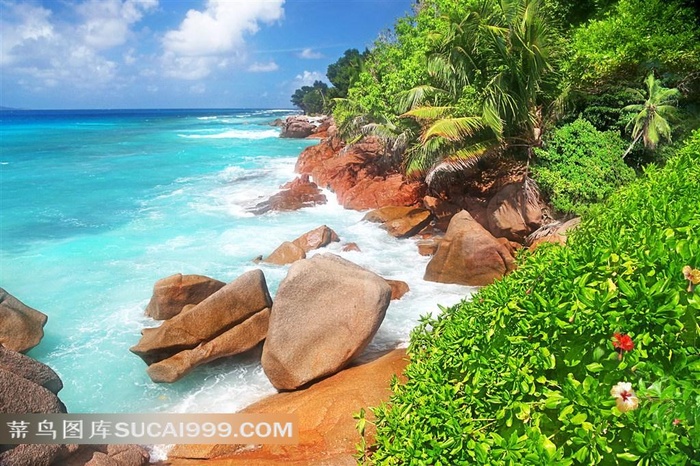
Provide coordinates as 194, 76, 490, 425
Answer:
623, 132, 643, 159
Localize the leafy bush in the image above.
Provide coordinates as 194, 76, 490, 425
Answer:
366, 131, 700, 464
532, 118, 636, 215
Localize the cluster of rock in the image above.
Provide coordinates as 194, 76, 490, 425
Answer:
0, 330, 148, 466
132, 225, 408, 389
271, 118, 581, 286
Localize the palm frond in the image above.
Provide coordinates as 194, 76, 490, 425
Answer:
421, 117, 486, 143
401, 106, 455, 121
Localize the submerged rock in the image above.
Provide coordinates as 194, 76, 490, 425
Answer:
262, 253, 391, 390
145, 273, 226, 320
424, 210, 516, 286
0, 288, 47, 353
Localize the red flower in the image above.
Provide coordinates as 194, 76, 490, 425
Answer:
613, 333, 634, 352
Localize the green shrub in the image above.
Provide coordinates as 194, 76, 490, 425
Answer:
532, 118, 636, 215
367, 130, 700, 465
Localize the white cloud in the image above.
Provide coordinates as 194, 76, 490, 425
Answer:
163, 0, 284, 57
77, 0, 157, 50
248, 61, 279, 72
0, 1, 156, 93
299, 48, 322, 59
293, 70, 325, 87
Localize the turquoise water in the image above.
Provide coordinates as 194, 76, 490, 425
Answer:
0, 109, 471, 424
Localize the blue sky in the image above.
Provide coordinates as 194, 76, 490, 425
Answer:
0, 0, 414, 109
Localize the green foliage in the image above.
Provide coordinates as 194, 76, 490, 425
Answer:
532, 119, 636, 215
326, 48, 367, 99
368, 131, 700, 465
623, 73, 681, 156
566, 0, 700, 90
290, 80, 328, 115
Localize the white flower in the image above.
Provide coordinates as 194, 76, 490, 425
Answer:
611, 382, 639, 412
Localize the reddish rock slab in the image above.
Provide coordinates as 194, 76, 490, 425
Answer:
263, 242, 306, 266
261, 254, 391, 390
147, 309, 270, 383
292, 225, 340, 253
0, 288, 47, 353
424, 210, 517, 286
167, 349, 408, 466
340, 174, 426, 211
130, 270, 272, 365
363, 206, 433, 238
342, 242, 361, 252
145, 274, 226, 321
385, 280, 410, 300
280, 116, 325, 139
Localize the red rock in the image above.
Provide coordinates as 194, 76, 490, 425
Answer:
261, 254, 391, 390
423, 196, 462, 231
417, 238, 442, 256
280, 116, 325, 139
167, 349, 408, 466
486, 182, 544, 242
424, 210, 516, 286
145, 274, 226, 321
342, 242, 361, 252
264, 241, 306, 266
341, 175, 426, 210
363, 206, 432, 238
251, 176, 327, 214
292, 225, 340, 253
0, 288, 47, 353
385, 280, 410, 300
130, 270, 272, 365
147, 309, 270, 383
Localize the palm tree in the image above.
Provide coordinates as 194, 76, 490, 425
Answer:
622, 73, 680, 158
400, 0, 559, 182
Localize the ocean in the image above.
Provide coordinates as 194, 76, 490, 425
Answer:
0, 108, 471, 424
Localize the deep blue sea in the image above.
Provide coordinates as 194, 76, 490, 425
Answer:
0, 108, 470, 447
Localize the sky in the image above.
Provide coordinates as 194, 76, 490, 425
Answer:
0, 0, 415, 109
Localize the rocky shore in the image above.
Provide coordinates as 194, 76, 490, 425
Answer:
0, 113, 578, 465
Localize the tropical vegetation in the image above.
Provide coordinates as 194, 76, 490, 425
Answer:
289, 0, 700, 463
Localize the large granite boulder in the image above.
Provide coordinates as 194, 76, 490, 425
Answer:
0, 288, 47, 352
251, 175, 327, 214
56, 444, 150, 466
147, 309, 270, 383
363, 206, 432, 238
264, 241, 307, 266
130, 270, 272, 365
262, 254, 391, 390
340, 174, 426, 211
424, 210, 517, 286
145, 274, 226, 321
0, 368, 66, 414
292, 225, 340, 253
0, 346, 62, 394
486, 182, 544, 242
